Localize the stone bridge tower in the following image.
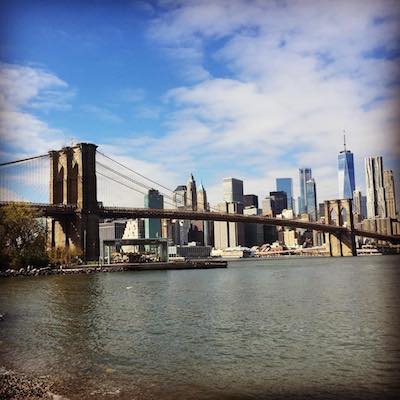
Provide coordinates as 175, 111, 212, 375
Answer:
324, 199, 357, 256
48, 143, 99, 262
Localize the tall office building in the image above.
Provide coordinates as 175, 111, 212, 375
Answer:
186, 174, 197, 211
361, 196, 367, 220
173, 185, 187, 208
197, 183, 211, 245
223, 178, 244, 203
243, 194, 258, 208
384, 170, 397, 218
121, 219, 144, 253
214, 202, 245, 249
306, 179, 317, 221
276, 178, 293, 210
269, 191, 288, 216
353, 189, 363, 219
365, 156, 386, 218
99, 220, 127, 261
144, 189, 164, 239
299, 168, 312, 214
338, 136, 355, 199
262, 196, 273, 216
197, 182, 208, 211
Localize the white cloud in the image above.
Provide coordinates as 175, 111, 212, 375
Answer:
0, 63, 72, 156
143, 0, 400, 205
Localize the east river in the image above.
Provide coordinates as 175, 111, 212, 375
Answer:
1, 256, 400, 399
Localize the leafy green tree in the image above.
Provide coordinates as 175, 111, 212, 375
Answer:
0, 203, 49, 269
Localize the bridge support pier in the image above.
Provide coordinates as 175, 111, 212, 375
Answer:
49, 143, 99, 262
324, 199, 357, 257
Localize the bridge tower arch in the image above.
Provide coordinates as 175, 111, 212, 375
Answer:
324, 199, 357, 256
49, 143, 99, 261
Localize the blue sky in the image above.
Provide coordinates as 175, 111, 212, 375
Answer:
0, 0, 399, 207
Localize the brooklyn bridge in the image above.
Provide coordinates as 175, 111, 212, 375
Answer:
1, 143, 399, 261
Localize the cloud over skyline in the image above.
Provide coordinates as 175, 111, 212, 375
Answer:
0, 0, 399, 207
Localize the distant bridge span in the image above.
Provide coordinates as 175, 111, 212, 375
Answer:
1, 202, 399, 245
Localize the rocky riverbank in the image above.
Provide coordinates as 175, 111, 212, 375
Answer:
0, 367, 67, 399
0, 260, 227, 278
0, 266, 126, 278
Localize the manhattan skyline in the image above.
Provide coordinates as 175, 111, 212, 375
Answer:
0, 0, 399, 208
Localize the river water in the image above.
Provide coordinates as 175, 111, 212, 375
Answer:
1, 256, 400, 399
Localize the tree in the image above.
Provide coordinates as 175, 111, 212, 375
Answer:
0, 203, 49, 270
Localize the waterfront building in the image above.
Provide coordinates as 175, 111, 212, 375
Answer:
243, 206, 264, 247
121, 219, 144, 253
144, 189, 164, 239
299, 168, 312, 214
338, 136, 355, 199
263, 225, 278, 244
384, 170, 397, 218
172, 219, 190, 245
99, 220, 127, 262
365, 156, 386, 218
168, 244, 212, 259
243, 194, 259, 208
186, 174, 197, 211
269, 191, 288, 216
214, 202, 245, 249
223, 178, 244, 203
306, 179, 317, 221
283, 229, 298, 248
276, 178, 293, 210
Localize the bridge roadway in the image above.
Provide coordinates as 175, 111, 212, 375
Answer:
1, 201, 400, 244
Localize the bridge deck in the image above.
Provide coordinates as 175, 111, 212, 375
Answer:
1, 202, 399, 244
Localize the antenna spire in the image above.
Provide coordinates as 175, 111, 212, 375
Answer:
343, 130, 347, 152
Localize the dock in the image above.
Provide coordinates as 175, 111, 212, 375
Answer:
82, 259, 228, 272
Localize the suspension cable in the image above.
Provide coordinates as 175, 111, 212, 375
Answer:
97, 171, 177, 208
96, 150, 218, 210
0, 154, 48, 167
96, 161, 184, 206
97, 150, 175, 194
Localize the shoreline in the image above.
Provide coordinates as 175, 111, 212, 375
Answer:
0, 260, 227, 278
0, 366, 67, 400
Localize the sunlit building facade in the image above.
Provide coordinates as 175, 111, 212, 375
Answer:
365, 156, 386, 218
338, 143, 355, 199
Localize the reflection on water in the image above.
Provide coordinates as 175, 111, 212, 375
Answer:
1, 256, 400, 399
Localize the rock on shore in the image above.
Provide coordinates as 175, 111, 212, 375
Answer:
0, 367, 66, 400
0, 266, 125, 278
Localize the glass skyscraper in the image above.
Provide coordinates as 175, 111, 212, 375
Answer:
276, 178, 293, 210
305, 178, 317, 221
144, 189, 164, 239
299, 168, 312, 214
338, 139, 355, 199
